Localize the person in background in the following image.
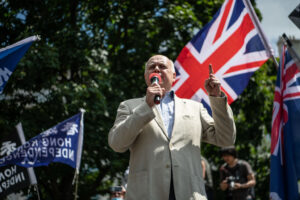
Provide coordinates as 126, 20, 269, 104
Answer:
219, 146, 256, 200
108, 55, 236, 200
110, 186, 126, 200
201, 156, 214, 200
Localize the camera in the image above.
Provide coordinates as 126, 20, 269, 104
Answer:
227, 176, 236, 190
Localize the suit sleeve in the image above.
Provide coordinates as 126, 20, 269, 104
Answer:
108, 100, 156, 153
200, 93, 236, 147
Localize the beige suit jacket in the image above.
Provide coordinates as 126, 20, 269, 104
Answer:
108, 94, 236, 200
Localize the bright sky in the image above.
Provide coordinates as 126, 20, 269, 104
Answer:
256, 0, 300, 57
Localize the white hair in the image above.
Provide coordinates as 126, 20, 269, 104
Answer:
145, 55, 175, 73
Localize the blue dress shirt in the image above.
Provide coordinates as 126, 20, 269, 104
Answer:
157, 91, 175, 139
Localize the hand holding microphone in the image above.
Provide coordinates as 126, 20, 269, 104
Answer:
149, 73, 162, 104
146, 73, 164, 107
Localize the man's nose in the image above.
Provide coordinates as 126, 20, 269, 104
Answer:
154, 65, 160, 72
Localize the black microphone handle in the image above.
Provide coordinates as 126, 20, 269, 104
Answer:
150, 76, 161, 104
154, 95, 160, 104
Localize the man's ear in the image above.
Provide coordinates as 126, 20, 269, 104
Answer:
172, 72, 176, 83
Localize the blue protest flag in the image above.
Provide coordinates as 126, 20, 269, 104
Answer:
0, 111, 85, 171
0, 36, 39, 93
270, 45, 300, 199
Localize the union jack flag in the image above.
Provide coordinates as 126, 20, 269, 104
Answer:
172, 0, 269, 112
270, 45, 300, 200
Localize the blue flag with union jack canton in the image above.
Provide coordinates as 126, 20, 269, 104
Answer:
0, 36, 38, 94
270, 45, 300, 200
172, 0, 269, 113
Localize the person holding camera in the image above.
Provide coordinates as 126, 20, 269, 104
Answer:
219, 146, 256, 200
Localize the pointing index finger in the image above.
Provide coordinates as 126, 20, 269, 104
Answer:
209, 64, 213, 75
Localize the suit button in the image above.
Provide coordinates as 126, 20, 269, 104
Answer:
166, 164, 170, 168
169, 143, 173, 150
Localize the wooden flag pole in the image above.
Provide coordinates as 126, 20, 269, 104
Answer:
34, 184, 41, 200
73, 172, 79, 200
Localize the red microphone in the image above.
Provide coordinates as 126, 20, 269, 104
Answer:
149, 73, 162, 104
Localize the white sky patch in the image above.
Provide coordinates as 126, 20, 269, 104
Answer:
256, 0, 300, 57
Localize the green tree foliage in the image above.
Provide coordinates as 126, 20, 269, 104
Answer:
0, 0, 275, 199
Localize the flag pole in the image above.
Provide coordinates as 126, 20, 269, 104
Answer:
72, 108, 85, 200
34, 184, 41, 200
0, 35, 40, 52
16, 123, 40, 200
73, 173, 79, 200
243, 0, 279, 68
281, 33, 300, 70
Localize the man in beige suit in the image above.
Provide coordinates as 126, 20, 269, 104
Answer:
109, 55, 236, 200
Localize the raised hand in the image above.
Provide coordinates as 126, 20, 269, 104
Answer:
204, 64, 221, 97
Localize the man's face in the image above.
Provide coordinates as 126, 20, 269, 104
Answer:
144, 55, 176, 92
111, 191, 125, 198
222, 154, 235, 165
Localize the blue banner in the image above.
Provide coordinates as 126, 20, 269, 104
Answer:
0, 36, 38, 93
0, 112, 84, 169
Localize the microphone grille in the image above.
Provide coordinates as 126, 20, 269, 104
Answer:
149, 73, 161, 83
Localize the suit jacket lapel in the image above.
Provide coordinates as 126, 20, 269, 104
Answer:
152, 104, 170, 141
171, 96, 184, 141
141, 97, 166, 135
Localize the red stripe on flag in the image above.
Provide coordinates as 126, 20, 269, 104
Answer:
213, 0, 234, 43
271, 105, 281, 153
176, 47, 207, 98
284, 92, 300, 99
284, 64, 299, 84
213, 14, 254, 68
224, 60, 266, 74
274, 90, 281, 103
